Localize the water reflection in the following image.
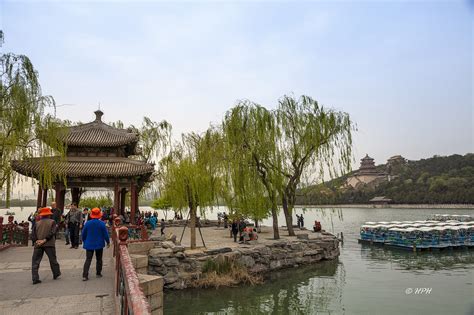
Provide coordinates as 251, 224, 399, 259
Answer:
164, 260, 345, 315
360, 244, 474, 271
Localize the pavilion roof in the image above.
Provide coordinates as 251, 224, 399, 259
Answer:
60, 110, 139, 148
11, 157, 154, 178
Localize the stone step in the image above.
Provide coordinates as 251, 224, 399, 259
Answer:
138, 274, 164, 314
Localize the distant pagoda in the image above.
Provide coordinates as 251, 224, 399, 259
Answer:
358, 154, 378, 175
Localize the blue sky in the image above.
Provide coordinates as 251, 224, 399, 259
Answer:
1, 0, 472, 170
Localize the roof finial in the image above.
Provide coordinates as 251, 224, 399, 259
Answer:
94, 109, 104, 122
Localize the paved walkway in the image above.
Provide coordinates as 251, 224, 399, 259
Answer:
0, 241, 115, 315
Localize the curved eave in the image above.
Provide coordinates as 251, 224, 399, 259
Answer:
11, 157, 155, 179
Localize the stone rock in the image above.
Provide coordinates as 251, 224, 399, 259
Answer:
303, 249, 323, 256
289, 242, 304, 251
269, 241, 287, 248
172, 246, 185, 253
269, 260, 282, 270
148, 257, 164, 267
296, 234, 309, 240
149, 248, 173, 257
167, 234, 177, 243
163, 257, 179, 267
164, 271, 179, 284
167, 280, 186, 290
238, 255, 255, 268
204, 247, 232, 255
161, 241, 176, 249
150, 235, 166, 241
152, 265, 168, 275
249, 263, 268, 274
175, 252, 186, 259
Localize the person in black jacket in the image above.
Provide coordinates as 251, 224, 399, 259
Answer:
231, 220, 239, 242
31, 207, 61, 284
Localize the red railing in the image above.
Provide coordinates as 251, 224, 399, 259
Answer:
113, 218, 151, 315
0, 216, 29, 251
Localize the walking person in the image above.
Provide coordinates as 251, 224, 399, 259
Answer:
31, 207, 61, 284
64, 213, 70, 245
66, 203, 83, 249
160, 219, 166, 236
81, 208, 110, 281
231, 220, 239, 242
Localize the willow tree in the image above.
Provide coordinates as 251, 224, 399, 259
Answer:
1, 53, 67, 207
158, 129, 221, 249
222, 103, 283, 239
275, 95, 354, 236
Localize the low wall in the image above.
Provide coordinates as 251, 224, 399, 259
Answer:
147, 234, 340, 290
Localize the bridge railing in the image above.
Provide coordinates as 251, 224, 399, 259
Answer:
0, 216, 29, 251
112, 218, 151, 315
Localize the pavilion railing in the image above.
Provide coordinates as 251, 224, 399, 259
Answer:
113, 218, 151, 315
0, 216, 29, 251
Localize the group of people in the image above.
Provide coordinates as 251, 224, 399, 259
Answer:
29, 202, 110, 285
229, 217, 258, 243
135, 211, 167, 235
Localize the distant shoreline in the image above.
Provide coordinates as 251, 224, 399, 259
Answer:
295, 204, 474, 209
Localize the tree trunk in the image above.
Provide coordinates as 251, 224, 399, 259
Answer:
271, 204, 280, 239
5, 174, 10, 209
190, 206, 197, 249
282, 194, 295, 236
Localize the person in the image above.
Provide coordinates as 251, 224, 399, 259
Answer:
81, 208, 110, 281
65, 203, 83, 249
238, 219, 247, 238
160, 218, 166, 236
300, 214, 304, 229
231, 220, 239, 242
31, 207, 61, 284
296, 214, 301, 229
223, 213, 228, 229
149, 215, 157, 230
51, 202, 61, 225
51, 202, 62, 239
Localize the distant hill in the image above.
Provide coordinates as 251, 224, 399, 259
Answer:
296, 153, 474, 205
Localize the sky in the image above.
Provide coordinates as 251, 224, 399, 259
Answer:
0, 0, 473, 196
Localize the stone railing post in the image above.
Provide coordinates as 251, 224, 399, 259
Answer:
0, 216, 4, 245
23, 222, 30, 246
7, 216, 14, 244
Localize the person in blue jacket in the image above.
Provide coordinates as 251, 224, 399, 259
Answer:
81, 207, 110, 281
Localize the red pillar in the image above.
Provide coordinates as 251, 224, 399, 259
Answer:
55, 183, 66, 213
114, 183, 120, 215
120, 188, 127, 215
71, 187, 80, 205
36, 184, 43, 209
130, 182, 137, 225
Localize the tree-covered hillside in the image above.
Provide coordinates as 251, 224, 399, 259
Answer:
296, 153, 474, 204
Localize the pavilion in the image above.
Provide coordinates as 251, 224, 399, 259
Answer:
11, 110, 154, 223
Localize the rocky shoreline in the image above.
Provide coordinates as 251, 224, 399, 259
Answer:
128, 231, 340, 290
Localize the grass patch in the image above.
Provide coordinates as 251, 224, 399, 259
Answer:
192, 256, 262, 289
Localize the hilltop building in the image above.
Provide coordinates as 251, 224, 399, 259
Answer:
345, 154, 407, 190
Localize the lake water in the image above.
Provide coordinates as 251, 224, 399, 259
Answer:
164, 207, 474, 315
2, 206, 473, 314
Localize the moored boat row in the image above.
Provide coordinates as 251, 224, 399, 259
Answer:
359, 220, 474, 251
